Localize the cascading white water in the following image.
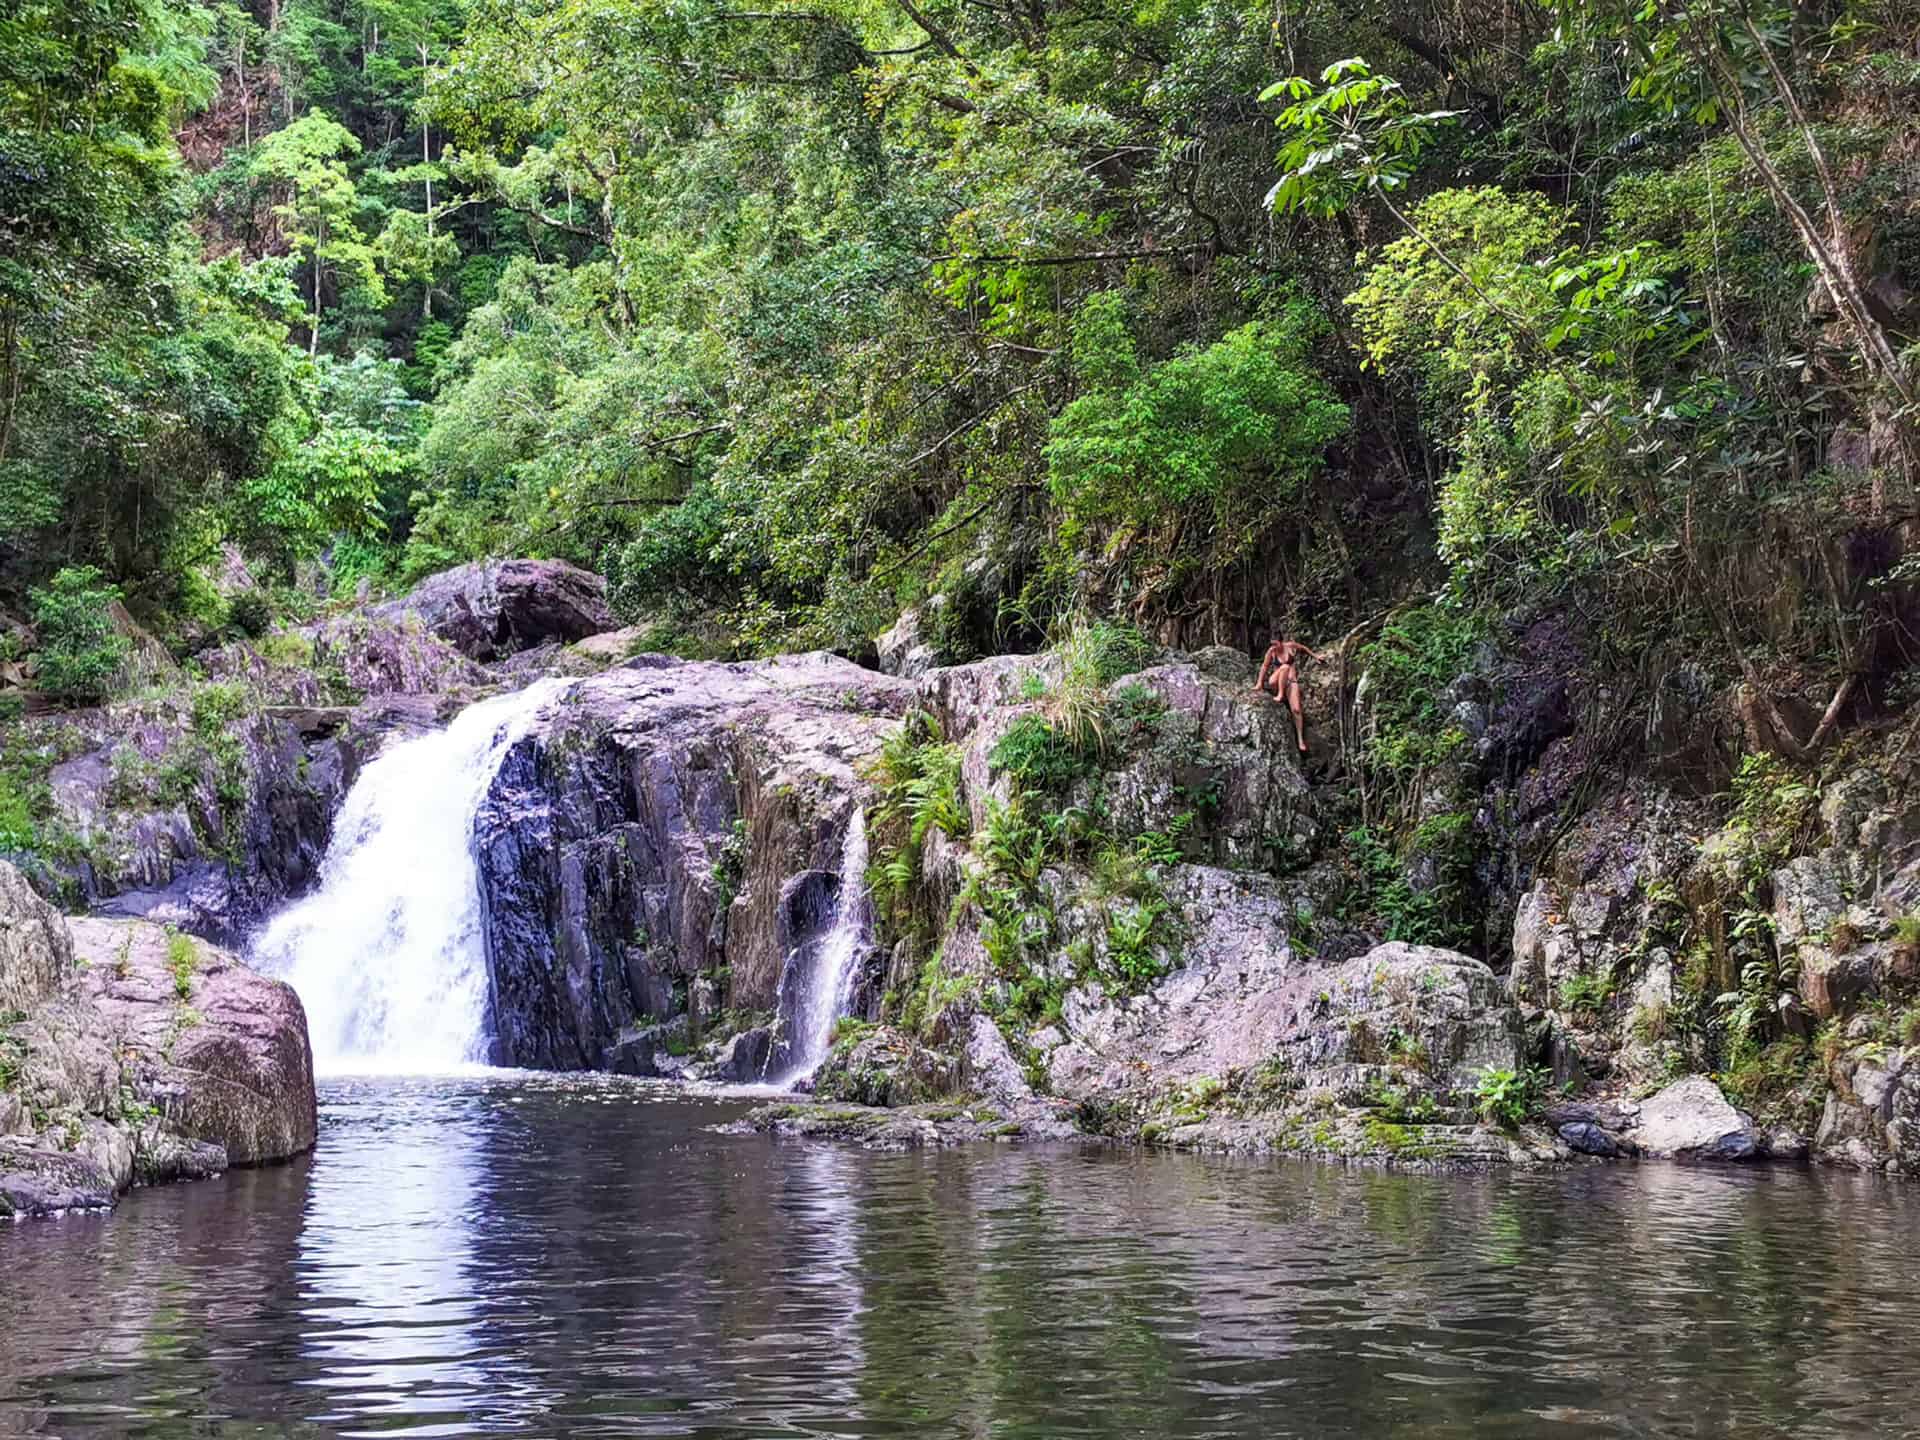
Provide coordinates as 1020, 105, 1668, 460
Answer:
770, 811, 871, 1086
253, 679, 568, 1075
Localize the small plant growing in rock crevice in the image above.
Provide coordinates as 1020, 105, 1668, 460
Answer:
1472, 1065, 1538, 1130
1046, 619, 1153, 754
1558, 969, 1615, 1017
1105, 899, 1172, 990
165, 927, 199, 1000
711, 817, 749, 910
989, 714, 1091, 792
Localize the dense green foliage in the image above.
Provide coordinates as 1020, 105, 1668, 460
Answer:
1, 0, 1912, 645
6, 0, 1920, 790
29, 569, 130, 705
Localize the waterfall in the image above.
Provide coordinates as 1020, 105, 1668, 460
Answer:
253, 680, 568, 1075
769, 811, 872, 1086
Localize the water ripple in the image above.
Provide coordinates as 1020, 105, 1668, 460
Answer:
0, 1075, 1916, 1438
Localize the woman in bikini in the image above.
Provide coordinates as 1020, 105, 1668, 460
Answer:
1254, 638, 1321, 753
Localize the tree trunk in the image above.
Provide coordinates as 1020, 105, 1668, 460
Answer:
310, 221, 324, 357
422, 111, 434, 321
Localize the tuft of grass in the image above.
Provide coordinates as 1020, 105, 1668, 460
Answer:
0, 773, 34, 853
1558, 969, 1615, 1017
165, 926, 199, 1000
1047, 619, 1152, 754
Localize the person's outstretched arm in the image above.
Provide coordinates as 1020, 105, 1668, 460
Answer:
1254, 649, 1275, 692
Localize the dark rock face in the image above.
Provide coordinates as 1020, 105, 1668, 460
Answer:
371, 559, 615, 661
711, 1027, 776, 1081
46, 707, 357, 947
473, 653, 914, 1070
0, 864, 316, 1218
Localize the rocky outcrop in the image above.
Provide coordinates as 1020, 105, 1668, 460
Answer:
1627, 1076, 1765, 1161
1044, 942, 1522, 1110
8, 559, 615, 939
370, 558, 615, 661
29, 691, 358, 943
813, 1026, 959, 1106
1816, 1035, 1919, 1174
875, 606, 940, 679
0, 863, 315, 1217
473, 653, 914, 1070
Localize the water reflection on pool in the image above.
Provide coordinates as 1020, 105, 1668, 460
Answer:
0, 1074, 1915, 1438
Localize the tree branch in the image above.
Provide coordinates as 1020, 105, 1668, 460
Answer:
891, 0, 975, 71
927, 244, 1209, 266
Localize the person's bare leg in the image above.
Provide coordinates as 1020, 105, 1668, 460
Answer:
1287, 676, 1307, 752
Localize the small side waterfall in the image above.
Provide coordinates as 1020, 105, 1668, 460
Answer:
253, 679, 568, 1074
769, 811, 872, 1086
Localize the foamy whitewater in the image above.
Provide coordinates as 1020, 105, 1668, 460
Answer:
770, 810, 872, 1086
253, 679, 569, 1074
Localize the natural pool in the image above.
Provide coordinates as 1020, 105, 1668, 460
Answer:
1, 1074, 1915, 1438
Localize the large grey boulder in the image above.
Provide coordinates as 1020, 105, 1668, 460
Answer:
0, 867, 316, 1217
1046, 939, 1523, 1108
71, 918, 317, 1165
875, 606, 941, 679
1628, 1076, 1761, 1161
371, 558, 615, 661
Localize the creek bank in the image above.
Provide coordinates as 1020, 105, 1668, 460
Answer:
0, 861, 316, 1218
13, 558, 1920, 1178
725, 1098, 1082, 1150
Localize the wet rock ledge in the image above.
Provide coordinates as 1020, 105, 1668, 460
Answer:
0, 861, 315, 1218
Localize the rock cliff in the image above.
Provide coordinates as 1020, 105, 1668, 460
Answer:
12, 557, 1920, 1178
473, 653, 913, 1070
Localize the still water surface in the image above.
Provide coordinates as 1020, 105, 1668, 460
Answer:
0, 1075, 1916, 1438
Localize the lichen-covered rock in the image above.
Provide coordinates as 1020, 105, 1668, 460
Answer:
812, 1026, 959, 1106
1816, 1047, 1919, 1175
733, 1098, 1074, 1149
370, 558, 614, 661
0, 1143, 116, 1217
0, 858, 72, 1012
305, 613, 493, 699
0, 867, 316, 1217
17, 679, 364, 943
1047, 940, 1523, 1112
1093, 660, 1315, 865
958, 1011, 1034, 1109
70, 918, 317, 1164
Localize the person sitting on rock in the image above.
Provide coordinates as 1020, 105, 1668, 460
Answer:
1254, 637, 1322, 753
